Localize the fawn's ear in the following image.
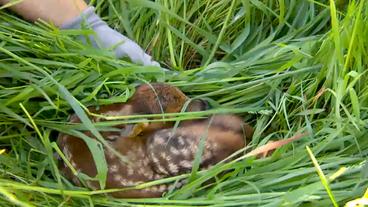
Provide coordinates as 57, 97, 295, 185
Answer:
185, 99, 211, 112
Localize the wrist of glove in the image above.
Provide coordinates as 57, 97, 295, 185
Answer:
61, 7, 159, 67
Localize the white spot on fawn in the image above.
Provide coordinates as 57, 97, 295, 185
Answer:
156, 164, 169, 174
114, 174, 123, 182
127, 167, 134, 176
155, 137, 165, 145
168, 163, 179, 174
179, 160, 192, 169
109, 164, 119, 173
178, 137, 185, 145
170, 146, 180, 155
181, 148, 191, 157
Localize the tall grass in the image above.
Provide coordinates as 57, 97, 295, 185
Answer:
0, 0, 367, 206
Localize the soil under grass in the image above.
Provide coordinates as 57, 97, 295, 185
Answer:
0, 0, 367, 206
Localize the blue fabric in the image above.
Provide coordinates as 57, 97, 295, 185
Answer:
61, 7, 159, 66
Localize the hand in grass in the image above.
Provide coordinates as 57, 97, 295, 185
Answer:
61, 7, 160, 66
0, 0, 159, 66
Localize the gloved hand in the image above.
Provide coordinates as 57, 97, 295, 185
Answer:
61, 7, 159, 66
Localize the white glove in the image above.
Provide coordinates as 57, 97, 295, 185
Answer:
61, 7, 159, 66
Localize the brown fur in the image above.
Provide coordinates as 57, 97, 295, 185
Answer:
57, 83, 253, 198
